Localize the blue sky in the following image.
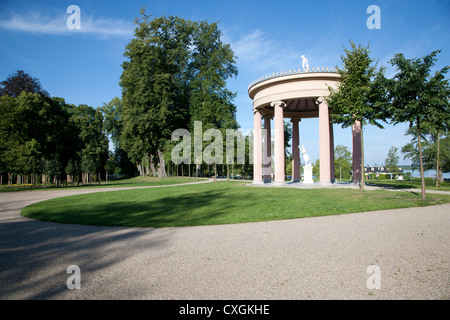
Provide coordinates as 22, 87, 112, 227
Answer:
1, 0, 449, 166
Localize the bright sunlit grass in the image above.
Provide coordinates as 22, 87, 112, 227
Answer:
21, 181, 450, 228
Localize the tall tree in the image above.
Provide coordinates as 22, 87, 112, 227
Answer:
334, 145, 352, 181
388, 50, 449, 197
426, 65, 450, 187
188, 20, 238, 130
187, 20, 239, 179
0, 70, 49, 98
120, 10, 238, 178
120, 11, 194, 177
385, 146, 400, 176
71, 104, 109, 184
326, 41, 388, 191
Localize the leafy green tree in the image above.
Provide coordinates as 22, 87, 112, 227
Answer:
0, 70, 49, 98
438, 135, 450, 173
101, 97, 123, 149
120, 10, 239, 179
326, 41, 388, 191
104, 151, 117, 182
71, 104, 109, 184
312, 159, 320, 179
388, 50, 449, 197
188, 20, 238, 130
334, 145, 352, 181
385, 146, 400, 176
65, 159, 81, 184
426, 66, 450, 187
120, 12, 193, 177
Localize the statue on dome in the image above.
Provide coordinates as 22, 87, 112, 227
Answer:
301, 55, 309, 71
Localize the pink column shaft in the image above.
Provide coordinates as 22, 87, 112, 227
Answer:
329, 121, 335, 182
319, 99, 331, 183
253, 109, 263, 183
352, 120, 362, 182
291, 118, 300, 182
272, 101, 285, 183
263, 116, 272, 182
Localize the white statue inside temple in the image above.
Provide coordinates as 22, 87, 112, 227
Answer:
301, 145, 311, 165
301, 145, 314, 184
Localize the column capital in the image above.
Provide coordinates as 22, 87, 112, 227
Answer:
270, 100, 286, 108
290, 117, 301, 123
262, 114, 273, 120
315, 96, 328, 106
253, 107, 261, 115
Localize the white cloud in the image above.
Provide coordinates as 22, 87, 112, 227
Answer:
225, 29, 301, 73
0, 10, 134, 37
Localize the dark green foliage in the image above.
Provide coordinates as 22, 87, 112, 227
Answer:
118, 10, 239, 176
326, 41, 387, 190
0, 70, 49, 98
0, 74, 109, 185
388, 50, 450, 196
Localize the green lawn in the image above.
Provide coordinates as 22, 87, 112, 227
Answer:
1, 176, 208, 192
365, 178, 450, 191
21, 181, 450, 228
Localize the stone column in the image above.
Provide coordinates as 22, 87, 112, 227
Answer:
252, 108, 263, 184
263, 116, 272, 183
329, 121, 335, 183
318, 98, 331, 184
271, 100, 286, 184
352, 120, 362, 184
291, 117, 301, 182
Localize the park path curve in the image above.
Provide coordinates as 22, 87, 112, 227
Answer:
0, 181, 449, 300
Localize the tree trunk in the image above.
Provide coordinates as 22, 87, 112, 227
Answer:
417, 127, 426, 199
149, 155, 156, 177
157, 150, 167, 179
360, 123, 365, 192
436, 131, 440, 188
214, 163, 217, 182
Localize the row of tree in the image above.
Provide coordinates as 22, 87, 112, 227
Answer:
327, 41, 450, 197
0, 71, 110, 185
1, 11, 245, 185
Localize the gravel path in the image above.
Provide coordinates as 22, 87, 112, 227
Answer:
0, 183, 449, 300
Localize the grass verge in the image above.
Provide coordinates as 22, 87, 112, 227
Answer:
1, 176, 208, 192
365, 178, 450, 191
21, 182, 450, 228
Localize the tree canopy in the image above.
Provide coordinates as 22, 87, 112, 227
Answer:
119, 10, 239, 177
326, 41, 388, 191
388, 50, 450, 196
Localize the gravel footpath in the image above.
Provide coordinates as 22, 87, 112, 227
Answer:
0, 183, 449, 300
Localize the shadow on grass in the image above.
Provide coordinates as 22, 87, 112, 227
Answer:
365, 182, 418, 189
24, 188, 244, 228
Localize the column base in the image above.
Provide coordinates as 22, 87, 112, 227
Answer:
272, 181, 286, 186
292, 178, 301, 183
252, 180, 265, 185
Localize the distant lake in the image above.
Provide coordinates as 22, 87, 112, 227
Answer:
403, 169, 450, 179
